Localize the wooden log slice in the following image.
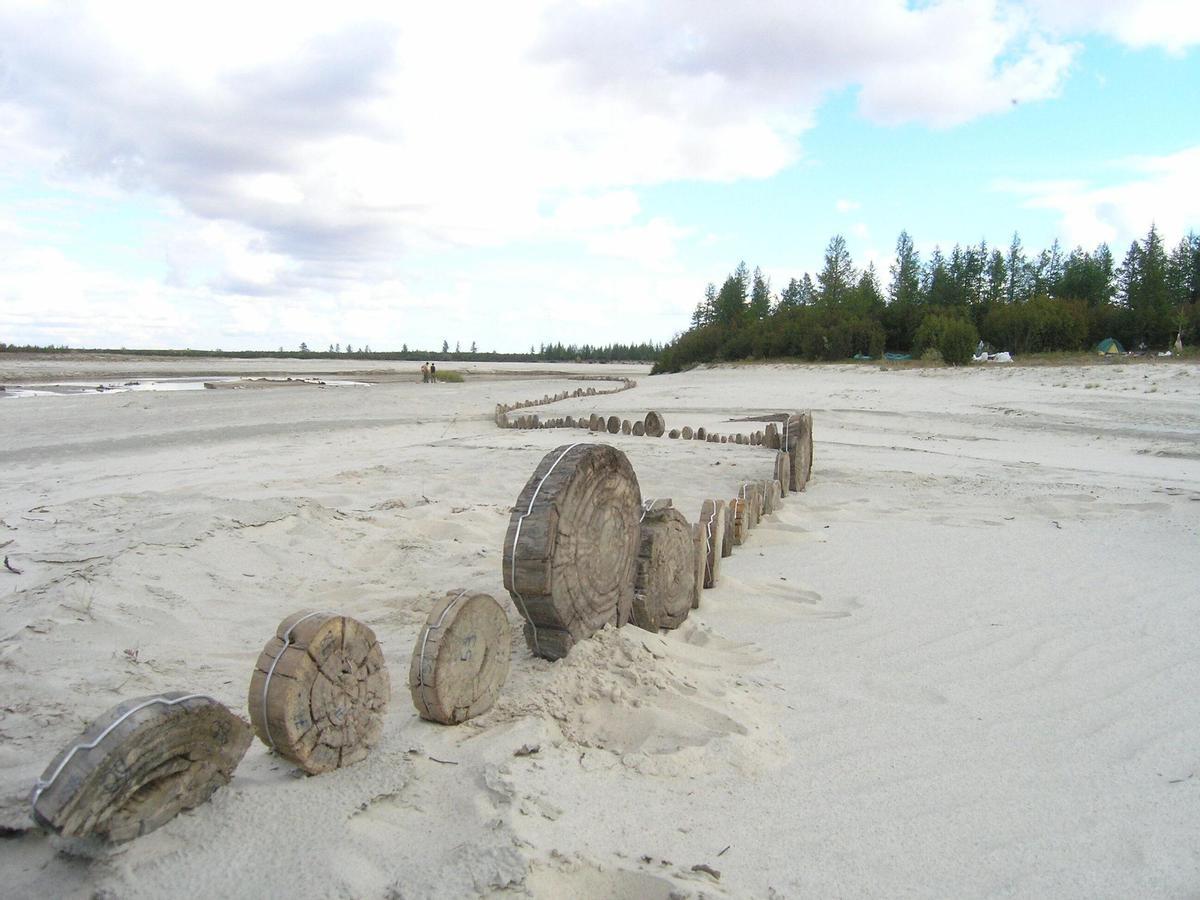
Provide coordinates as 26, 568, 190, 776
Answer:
708, 434, 718, 443
771, 479, 783, 510
588, 414, 601, 431
644, 411, 666, 438
730, 498, 750, 545
630, 507, 694, 632
681, 425, 694, 440
565, 416, 575, 428
765, 422, 780, 449
773, 450, 791, 496
699, 500, 725, 588
621, 420, 632, 435
248, 611, 389, 775
632, 421, 645, 436
784, 412, 814, 491
502, 443, 641, 660
721, 499, 736, 556
668, 429, 680, 439
409, 590, 511, 725
803, 411, 815, 475
720, 436, 728, 443
690, 523, 707, 609
760, 480, 777, 515
695, 427, 707, 440
31, 692, 251, 842
607, 415, 621, 434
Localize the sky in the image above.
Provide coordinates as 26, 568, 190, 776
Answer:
1, 1, 1198, 353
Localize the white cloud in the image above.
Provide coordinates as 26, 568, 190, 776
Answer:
836, 199, 862, 213
1003, 145, 1200, 249
1024, 0, 1200, 54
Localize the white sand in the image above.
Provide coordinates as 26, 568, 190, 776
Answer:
1, 355, 1197, 898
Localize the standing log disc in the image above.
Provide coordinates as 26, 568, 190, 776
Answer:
621, 420, 632, 435
730, 498, 750, 545
631, 507, 695, 631
589, 414, 601, 431
765, 423, 780, 449
632, 421, 645, 436
721, 499, 736, 557
249, 611, 390, 775
785, 412, 814, 491
644, 411, 666, 438
31, 692, 251, 842
606, 415, 621, 434
409, 590, 511, 725
690, 523, 707, 609
699, 500, 725, 588
668, 429, 680, 439
760, 480, 777, 515
681, 426, 694, 440
773, 450, 790, 496
503, 443, 642, 660
771, 479, 783, 510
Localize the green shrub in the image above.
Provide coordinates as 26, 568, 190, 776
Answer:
434, 369, 465, 383
915, 313, 978, 366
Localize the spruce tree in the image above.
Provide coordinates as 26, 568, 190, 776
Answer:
749, 267, 772, 319
817, 235, 855, 308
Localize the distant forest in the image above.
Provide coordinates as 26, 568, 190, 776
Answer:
0, 341, 662, 364
653, 225, 1200, 372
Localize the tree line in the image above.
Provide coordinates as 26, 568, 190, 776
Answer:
0, 342, 662, 364
652, 225, 1200, 372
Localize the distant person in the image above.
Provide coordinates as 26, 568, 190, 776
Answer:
430, 362, 437, 383
420, 362, 429, 383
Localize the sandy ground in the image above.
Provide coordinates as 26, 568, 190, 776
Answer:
1, 355, 1198, 899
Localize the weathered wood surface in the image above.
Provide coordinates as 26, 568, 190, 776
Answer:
730, 497, 749, 545
695, 427, 707, 440
632, 421, 645, 436
681, 426, 694, 440
630, 507, 695, 632
644, 411, 666, 438
699, 499, 725, 588
621, 419, 632, 435
690, 523, 707, 609
31, 692, 251, 842
668, 429, 680, 439
721, 498, 735, 556
774, 450, 791, 497
249, 611, 390, 774
502, 443, 642, 660
607, 415, 621, 434
409, 590, 511, 725
760, 480, 776, 515
589, 414, 601, 431
784, 412, 814, 491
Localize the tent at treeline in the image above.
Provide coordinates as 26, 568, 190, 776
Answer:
652, 226, 1200, 373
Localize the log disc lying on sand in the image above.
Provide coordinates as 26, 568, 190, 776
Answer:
690, 523, 707, 609
607, 415, 621, 434
784, 412, 814, 491
409, 590, 511, 725
31, 692, 251, 842
699, 499, 725, 588
249, 611, 390, 774
631, 506, 695, 631
503, 443, 641, 660
644, 411, 666, 438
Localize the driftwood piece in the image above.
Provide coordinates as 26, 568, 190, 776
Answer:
632, 421, 645, 436
699, 500, 726, 588
690, 523, 707, 609
249, 611, 390, 774
631, 507, 695, 631
644, 411, 665, 437
409, 590, 511, 725
606, 415, 621, 434
503, 443, 641, 660
31, 692, 251, 842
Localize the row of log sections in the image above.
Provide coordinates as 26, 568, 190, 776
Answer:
493, 377, 637, 427
32, 592, 514, 843
502, 434, 808, 660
